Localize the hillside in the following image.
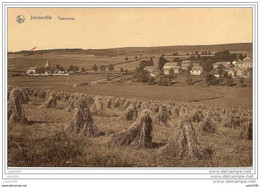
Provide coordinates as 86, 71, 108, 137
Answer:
9, 42, 252, 56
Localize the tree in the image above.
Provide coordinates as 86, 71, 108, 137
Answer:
217, 64, 225, 77
92, 64, 98, 71
67, 65, 74, 72
238, 54, 244, 60
135, 56, 138, 60
206, 74, 219, 86
81, 67, 86, 73
120, 67, 124, 72
100, 65, 106, 71
74, 66, 79, 72
202, 60, 213, 73
195, 51, 199, 55
227, 75, 234, 87
125, 57, 129, 62
186, 75, 193, 85
186, 52, 189, 55
240, 77, 244, 87
36, 67, 46, 74
158, 56, 169, 71
133, 67, 150, 82
150, 58, 154, 66
108, 64, 114, 71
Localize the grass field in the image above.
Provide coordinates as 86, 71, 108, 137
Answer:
8, 52, 138, 71
8, 93, 252, 167
8, 75, 252, 108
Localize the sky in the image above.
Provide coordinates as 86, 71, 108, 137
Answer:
8, 8, 252, 52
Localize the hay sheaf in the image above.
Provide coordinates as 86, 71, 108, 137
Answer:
239, 122, 252, 140
8, 88, 28, 124
109, 109, 153, 148
158, 117, 210, 160
202, 114, 217, 133
157, 105, 171, 126
91, 97, 105, 116
223, 115, 241, 129
192, 110, 205, 123
41, 95, 58, 108
125, 105, 138, 120
66, 101, 104, 138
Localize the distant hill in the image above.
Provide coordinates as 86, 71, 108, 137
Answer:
9, 42, 252, 56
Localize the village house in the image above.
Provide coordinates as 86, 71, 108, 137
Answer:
213, 61, 230, 69
190, 66, 203, 75
231, 59, 242, 66
235, 57, 252, 69
212, 70, 220, 78
163, 62, 182, 75
192, 62, 201, 66
181, 60, 192, 70
26, 67, 38, 74
144, 66, 158, 77
227, 68, 236, 78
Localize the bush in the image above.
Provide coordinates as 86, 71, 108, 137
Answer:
206, 74, 219, 86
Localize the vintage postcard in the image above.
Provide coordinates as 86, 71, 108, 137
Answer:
7, 6, 253, 167
2, 3, 258, 186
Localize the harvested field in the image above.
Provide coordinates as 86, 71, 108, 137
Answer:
8, 87, 253, 167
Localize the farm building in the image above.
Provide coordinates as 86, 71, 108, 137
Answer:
213, 61, 230, 69
212, 70, 220, 78
163, 63, 182, 75
235, 57, 252, 69
227, 68, 236, 78
144, 66, 157, 77
231, 59, 242, 66
26, 67, 38, 74
181, 60, 192, 70
192, 62, 201, 66
190, 66, 203, 75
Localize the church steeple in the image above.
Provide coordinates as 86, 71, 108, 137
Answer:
46, 60, 50, 68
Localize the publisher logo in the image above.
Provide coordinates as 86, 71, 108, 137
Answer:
16, 15, 25, 24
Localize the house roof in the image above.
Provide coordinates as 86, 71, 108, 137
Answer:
181, 60, 191, 65
191, 66, 203, 71
144, 66, 157, 72
27, 67, 37, 71
243, 57, 251, 62
213, 61, 230, 66
164, 62, 179, 68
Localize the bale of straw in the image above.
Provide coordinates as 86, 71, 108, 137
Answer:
125, 105, 138, 120
109, 109, 153, 148
239, 122, 252, 140
8, 88, 28, 124
66, 101, 104, 138
158, 117, 210, 160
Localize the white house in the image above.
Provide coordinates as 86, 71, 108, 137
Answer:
144, 66, 157, 77
213, 61, 230, 69
190, 66, 203, 75
163, 63, 182, 74
26, 67, 38, 74
231, 59, 242, 66
181, 60, 192, 70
